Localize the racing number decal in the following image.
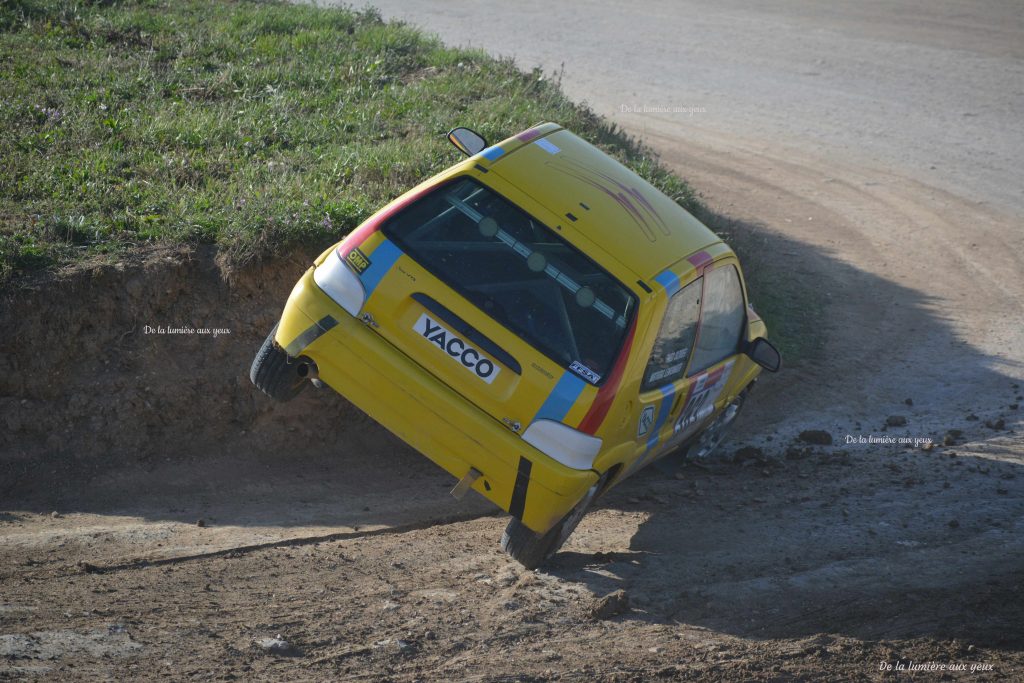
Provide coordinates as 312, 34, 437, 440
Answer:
677, 389, 713, 431
673, 361, 735, 438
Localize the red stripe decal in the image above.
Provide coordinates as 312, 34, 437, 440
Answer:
516, 128, 542, 143
687, 250, 713, 270
577, 314, 638, 435
337, 184, 435, 256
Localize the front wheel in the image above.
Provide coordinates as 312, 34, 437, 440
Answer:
500, 472, 608, 569
249, 324, 310, 402
688, 390, 747, 461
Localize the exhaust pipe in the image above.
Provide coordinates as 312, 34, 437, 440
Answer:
296, 357, 325, 388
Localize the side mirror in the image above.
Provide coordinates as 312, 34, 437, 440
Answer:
745, 337, 781, 373
447, 127, 488, 157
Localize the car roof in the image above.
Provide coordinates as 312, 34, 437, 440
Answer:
481, 123, 722, 280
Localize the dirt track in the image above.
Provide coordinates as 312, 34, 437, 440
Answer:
3, 1, 1024, 680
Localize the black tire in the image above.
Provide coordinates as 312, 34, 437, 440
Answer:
500, 472, 608, 569
249, 324, 309, 402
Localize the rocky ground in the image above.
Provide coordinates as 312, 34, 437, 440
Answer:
2, 393, 1022, 680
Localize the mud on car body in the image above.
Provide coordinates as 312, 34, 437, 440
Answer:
251, 123, 780, 568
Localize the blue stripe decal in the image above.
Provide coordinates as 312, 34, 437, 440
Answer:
360, 239, 403, 299
653, 269, 681, 297
480, 146, 505, 162
533, 372, 586, 423
644, 384, 677, 453
534, 138, 560, 155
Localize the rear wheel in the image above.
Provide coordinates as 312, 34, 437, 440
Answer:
501, 472, 608, 569
249, 324, 310, 402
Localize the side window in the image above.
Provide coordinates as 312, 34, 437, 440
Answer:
642, 278, 701, 390
689, 265, 745, 374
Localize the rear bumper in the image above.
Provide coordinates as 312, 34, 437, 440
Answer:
273, 267, 598, 534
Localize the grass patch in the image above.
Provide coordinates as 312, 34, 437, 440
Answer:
0, 0, 693, 283
707, 213, 824, 363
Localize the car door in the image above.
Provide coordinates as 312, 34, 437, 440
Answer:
663, 261, 748, 452
630, 276, 703, 474
630, 259, 748, 473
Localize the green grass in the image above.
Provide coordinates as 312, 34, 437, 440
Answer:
0, 0, 694, 283
0, 0, 812, 360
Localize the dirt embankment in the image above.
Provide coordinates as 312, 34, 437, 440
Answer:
0, 246, 364, 500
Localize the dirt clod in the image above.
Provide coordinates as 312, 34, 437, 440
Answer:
985, 418, 1006, 430
589, 589, 630, 620
886, 415, 908, 427
786, 445, 811, 460
798, 430, 832, 445
255, 636, 297, 656
943, 429, 963, 446
733, 446, 764, 463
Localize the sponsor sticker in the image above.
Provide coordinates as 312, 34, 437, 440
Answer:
637, 405, 655, 437
648, 362, 684, 384
569, 360, 601, 384
666, 348, 689, 363
345, 247, 371, 274
414, 313, 500, 384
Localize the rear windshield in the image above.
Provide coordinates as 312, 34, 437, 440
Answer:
382, 177, 636, 385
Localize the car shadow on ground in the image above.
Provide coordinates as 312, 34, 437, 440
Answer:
549, 446, 1024, 648
543, 212, 1024, 648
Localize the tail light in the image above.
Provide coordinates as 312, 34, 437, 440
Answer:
313, 248, 366, 317
522, 419, 603, 470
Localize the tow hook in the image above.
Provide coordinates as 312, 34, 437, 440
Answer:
451, 468, 483, 500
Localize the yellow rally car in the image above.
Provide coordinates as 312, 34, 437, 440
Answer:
250, 123, 780, 568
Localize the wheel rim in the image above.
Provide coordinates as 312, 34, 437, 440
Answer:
691, 397, 742, 460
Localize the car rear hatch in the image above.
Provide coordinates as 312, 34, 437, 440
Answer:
350, 175, 638, 438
